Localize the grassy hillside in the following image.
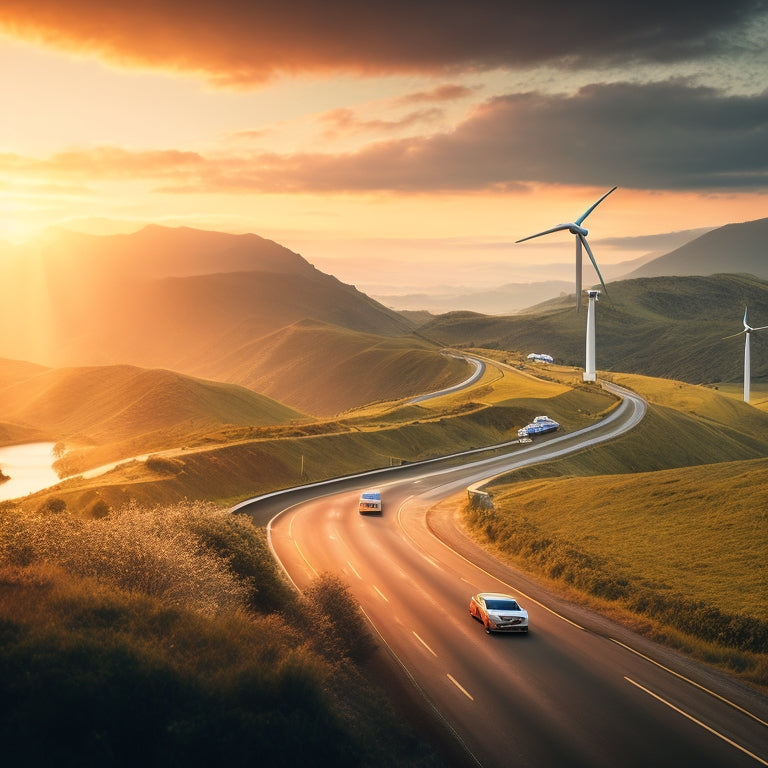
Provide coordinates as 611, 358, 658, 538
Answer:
0, 502, 441, 767
419, 274, 768, 385
210, 320, 471, 416
5, 357, 617, 511
459, 368, 768, 687
0, 363, 306, 465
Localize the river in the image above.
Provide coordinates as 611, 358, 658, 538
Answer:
0, 442, 60, 501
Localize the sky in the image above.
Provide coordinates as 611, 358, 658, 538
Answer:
1, 0, 767, 296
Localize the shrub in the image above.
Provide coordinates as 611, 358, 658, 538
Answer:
188, 508, 295, 614
0, 502, 248, 615
303, 573, 375, 663
145, 455, 184, 475
82, 498, 110, 519
36, 497, 66, 514
0, 564, 361, 768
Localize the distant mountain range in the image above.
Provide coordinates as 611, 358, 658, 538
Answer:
1, 215, 767, 433
628, 217, 768, 280
375, 218, 767, 315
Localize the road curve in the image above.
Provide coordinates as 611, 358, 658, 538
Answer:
237, 385, 768, 767
408, 353, 486, 404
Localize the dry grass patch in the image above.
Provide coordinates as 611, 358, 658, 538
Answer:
488, 459, 768, 616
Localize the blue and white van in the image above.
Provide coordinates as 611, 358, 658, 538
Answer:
358, 489, 382, 515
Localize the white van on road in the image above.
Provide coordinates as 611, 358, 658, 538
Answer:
358, 489, 382, 515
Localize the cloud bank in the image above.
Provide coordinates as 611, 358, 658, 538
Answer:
1, 0, 765, 84
5, 81, 765, 194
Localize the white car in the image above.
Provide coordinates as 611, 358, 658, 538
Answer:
358, 489, 382, 515
469, 592, 528, 634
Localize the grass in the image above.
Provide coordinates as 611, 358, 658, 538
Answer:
482, 459, 768, 617
5, 352, 767, 695
419, 273, 768, 386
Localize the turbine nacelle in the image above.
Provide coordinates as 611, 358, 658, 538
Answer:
515, 186, 617, 311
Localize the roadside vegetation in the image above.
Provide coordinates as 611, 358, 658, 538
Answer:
0, 501, 441, 767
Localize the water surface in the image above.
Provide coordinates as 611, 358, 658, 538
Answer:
0, 442, 60, 501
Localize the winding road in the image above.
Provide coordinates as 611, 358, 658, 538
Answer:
235, 382, 768, 767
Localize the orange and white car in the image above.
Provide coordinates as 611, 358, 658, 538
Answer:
469, 592, 528, 634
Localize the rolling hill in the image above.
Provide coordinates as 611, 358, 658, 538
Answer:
0, 361, 305, 450
418, 274, 768, 385
0, 226, 414, 369
201, 319, 470, 416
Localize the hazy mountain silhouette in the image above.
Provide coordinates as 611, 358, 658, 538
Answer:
628, 217, 768, 280
0, 227, 467, 416
0, 226, 413, 365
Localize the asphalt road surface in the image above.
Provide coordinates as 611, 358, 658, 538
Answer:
236, 384, 768, 767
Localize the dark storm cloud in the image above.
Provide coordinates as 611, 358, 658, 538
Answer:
1, 1, 765, 84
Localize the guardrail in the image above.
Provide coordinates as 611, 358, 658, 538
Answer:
467, 486, 494, 511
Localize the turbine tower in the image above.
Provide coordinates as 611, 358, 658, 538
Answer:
584, 289, 600, 382
516, 187, 617, 311
724, 307, 768, 402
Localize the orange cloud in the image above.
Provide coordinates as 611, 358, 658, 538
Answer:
0, 147, 204, 181
0, 1, 762, 86
318, 107, 445, 139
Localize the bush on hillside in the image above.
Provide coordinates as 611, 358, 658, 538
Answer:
83, 497, 110, 518
188, 508, 294, 614
303, 573, 376, 663
36, 496, 66, 514
0, 564, 362, 768
145, 455, 184, 474
0, 502, 247, 615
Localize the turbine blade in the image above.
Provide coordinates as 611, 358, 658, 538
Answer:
752, 325, 768, 331
575, 186, 618, 226
515, 224, 572, 243
723, 330, 747, 339
579, 234, 608, 295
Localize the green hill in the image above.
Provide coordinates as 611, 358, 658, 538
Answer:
208, 319, 470, 416
420, 274, 768, 385
0, 362, 306, 461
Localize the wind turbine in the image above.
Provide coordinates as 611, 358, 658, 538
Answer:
516, 186, 617, 311
584, 289, 600, 382
724, 307, 768, 403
